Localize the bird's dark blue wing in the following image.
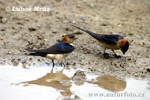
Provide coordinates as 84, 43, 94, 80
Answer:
98, 34, 124, 44
79, 31, 123, 44
26, 41, 75, 54
72, 25, 123, 44
55, 41, 75, 53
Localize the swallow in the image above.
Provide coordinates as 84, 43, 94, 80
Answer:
73, 25, 129, 56
26, 34, 76, 67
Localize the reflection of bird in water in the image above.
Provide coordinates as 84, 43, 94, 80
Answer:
22, 67, 72, 96
72, 70, 86, 86
89, 75, 126, 92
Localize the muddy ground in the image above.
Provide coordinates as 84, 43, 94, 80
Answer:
0, 0, 150, 80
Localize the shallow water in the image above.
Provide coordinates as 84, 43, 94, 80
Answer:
0, 64, 150, 100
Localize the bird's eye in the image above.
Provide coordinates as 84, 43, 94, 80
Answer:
69, 36, 74, 39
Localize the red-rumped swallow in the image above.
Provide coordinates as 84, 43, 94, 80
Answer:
73, 25, 129, 56
26, 34, 76, 67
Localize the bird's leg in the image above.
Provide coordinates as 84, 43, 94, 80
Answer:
60, 62, 65, 67
52, 59, 55, 67
62, 63, 65, 67
50, 66, 54, 73
63, 63, 66, 67
60, 63, 63, 67
103, 48, 106, 54
111, 50, 118, 57
103, 48, 109, 58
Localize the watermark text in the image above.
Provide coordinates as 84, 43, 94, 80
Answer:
6, 6, 51, 12
89, 92, 145, 98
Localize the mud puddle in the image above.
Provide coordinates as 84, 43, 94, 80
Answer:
0, 65, 150, 100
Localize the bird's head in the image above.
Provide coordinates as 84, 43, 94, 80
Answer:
118, 39, 129, 54
62, 34, 77, 43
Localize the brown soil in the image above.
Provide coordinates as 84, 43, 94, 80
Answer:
0, 0, 150, 79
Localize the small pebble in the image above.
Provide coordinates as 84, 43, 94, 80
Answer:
8, 52, 12, 55
22, 63, 26, 68
1, 28, 6, 31
44, 39, 47, 42
29, 58, 32, 60
0, 37, 3, 40
28, 28, 37, 32
72, 20, 76, 23
141, 42, 145, 46
1, 18, 7, 23
146, 68, 150, 72
127, 58, 131, 61
52, 30, 57, 33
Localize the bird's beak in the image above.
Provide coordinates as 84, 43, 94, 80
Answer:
121, 50, 125, 55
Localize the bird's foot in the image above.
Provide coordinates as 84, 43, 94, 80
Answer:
103, 53, 109, 58
114, 54, 121, 58
52, 60, 55, 68
60, 63, 66, 67
111, 50, 121, 58
98, 52, 102, 55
